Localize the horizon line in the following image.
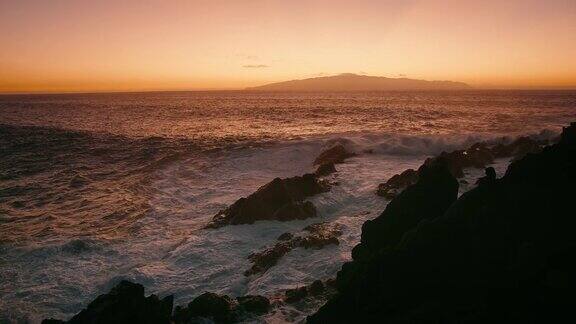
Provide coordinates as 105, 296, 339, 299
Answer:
3, 87, 576, 96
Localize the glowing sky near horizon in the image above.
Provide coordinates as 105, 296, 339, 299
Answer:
1, 0, 575, 92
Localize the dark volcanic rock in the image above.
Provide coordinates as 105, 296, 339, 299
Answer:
376, 169, 418, 199
300, 222, 343, 249
207, 174, 329, 228
315, 162, 337, 176
245, 241, 294, 276
173, 292, 271, 323
174, 292, 236, 324
375, 134, 551, 197
424, 143, 494, 178
492, 136, 543, 160
245, 222, 343, 276
277, 232, 294, 241
236, 295, 271, 314
476, 166, 496, 186
313, 144, 356, 166
285, 279, 335, 304
42, 280, 173, 324
308, 122, 576, 324
354, 161, 458, 261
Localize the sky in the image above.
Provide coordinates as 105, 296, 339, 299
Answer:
1, 0, 575, 93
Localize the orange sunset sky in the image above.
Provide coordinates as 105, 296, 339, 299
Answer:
1, 0, 575, 93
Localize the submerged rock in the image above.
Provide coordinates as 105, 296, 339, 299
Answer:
42, 280, 173, 324
308, 122, 576, 324
245, 222, 343, 276
206, 174, 329, 228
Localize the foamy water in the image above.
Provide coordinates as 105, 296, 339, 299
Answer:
1, 91, 575, 323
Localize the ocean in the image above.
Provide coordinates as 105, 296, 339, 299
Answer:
1, 90, 575, 323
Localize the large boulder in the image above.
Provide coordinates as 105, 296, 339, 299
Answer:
313, 144, 356, 166
42, 281, 173, 324
173, 292, 236, 324
236, 295, 271, 315
207, 174, 329, 228
308, 122, 576, 323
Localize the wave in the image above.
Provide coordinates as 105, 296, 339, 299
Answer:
318, 128, 559, 157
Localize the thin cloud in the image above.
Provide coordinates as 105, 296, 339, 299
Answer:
243, 64, 269, 68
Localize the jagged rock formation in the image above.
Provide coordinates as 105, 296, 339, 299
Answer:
206, 174, 329, 228
308, 122, 576, 323
173, 292, 270, 324
284, 279, 337, 304
245, 222, 343, 276
376, 169, 418, 199
376, 135, 550, 198
42, 281, 173, 324
43, 281, 271, 324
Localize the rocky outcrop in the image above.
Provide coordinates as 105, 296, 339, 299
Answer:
313, 144, 355, 166
285, 279, 336, 304
308, 122, 576, 323
245, 222, 343, 276
354, 160, 458, 261
42, 281, 173, 324
207, 174, 329, 228
376, 135, 550, 198
173, 292, 271, 324
376, 169, 418, 199
314, 162, 337, 176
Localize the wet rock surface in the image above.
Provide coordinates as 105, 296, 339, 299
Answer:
285, 279, 337, 304
308, 122, 576, 323
173, 292, 271, 324
376, 135, 551, 198
207, 174, 329, 228
313, 144, 356, 166
42, 281, 173, 324
376, 169, 418, 199
314, 162, 337, 176
245, 222, 343, 276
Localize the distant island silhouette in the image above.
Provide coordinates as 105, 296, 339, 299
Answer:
246, 73, 471, 91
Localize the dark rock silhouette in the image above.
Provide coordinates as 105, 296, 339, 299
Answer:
423, 143, 495, 178
285, 279, 336, 304
236, 295, 271, 315
354, 161, 458, 262
476, 166, 496, 186
173, 292, 271, 323
308, 122, 576, 323
245, 222, 342, 276
375, 135, 550, 197
206, 174, 329, 228
376, 169, 418, 199
315, 162, 337, 176
313, 144, 356, 166
42, 281, 173, 324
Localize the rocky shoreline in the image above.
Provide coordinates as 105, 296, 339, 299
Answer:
43, 123, 575, 323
